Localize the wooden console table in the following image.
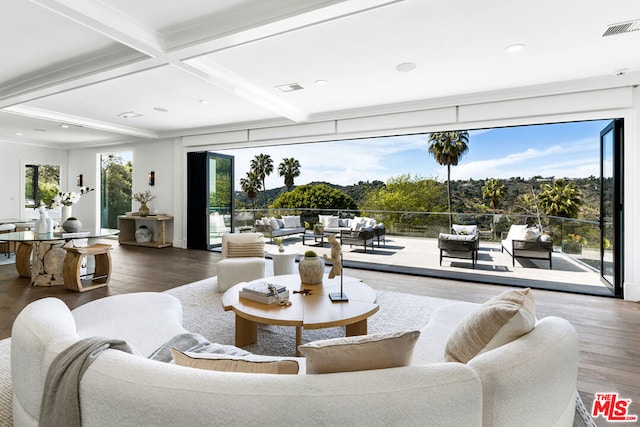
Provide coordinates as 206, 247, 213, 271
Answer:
118, 215, 173, 248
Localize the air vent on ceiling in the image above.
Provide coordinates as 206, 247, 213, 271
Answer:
603, 19, 640, 37
275, 83, 304, 92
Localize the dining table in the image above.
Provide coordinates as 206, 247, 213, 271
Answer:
0, 229, 119, 286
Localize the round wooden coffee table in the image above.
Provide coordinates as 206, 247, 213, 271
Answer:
222, 274, 379, 355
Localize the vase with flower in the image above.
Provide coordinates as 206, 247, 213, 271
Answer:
51, 187, 94, 222
132, 191, 156, 217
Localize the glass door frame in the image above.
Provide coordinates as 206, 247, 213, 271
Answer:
599, 119, 624, 296
207, 152, 234, 249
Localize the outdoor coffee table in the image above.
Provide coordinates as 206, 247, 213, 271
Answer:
301, 230, 333, 247
222, 274, 379, 355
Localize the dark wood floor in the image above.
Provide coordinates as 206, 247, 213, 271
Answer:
1, 239, 638, 420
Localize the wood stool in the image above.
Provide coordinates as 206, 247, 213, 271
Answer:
62, 243, 112, 292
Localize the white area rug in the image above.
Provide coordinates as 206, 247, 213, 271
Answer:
166, 277, 452, 356
0, 277, 596, 426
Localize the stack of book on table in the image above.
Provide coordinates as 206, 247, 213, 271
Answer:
239, 282, 289, 304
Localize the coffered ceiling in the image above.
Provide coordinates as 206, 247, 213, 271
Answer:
1, 0, 639, 148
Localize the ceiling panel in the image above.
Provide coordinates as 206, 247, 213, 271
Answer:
0, 111, 126, 145
0, 0, 131, 86
202, 0, 640, 116
23, 65, 284, 132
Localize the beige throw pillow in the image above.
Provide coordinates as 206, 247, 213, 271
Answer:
298, 330, 420, 374
171, 349, 299, 374
226, 241, 264, 258
444, 288, 536, 364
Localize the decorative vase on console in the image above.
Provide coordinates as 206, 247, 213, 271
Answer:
298, 250, 324, 285
139, 203, 150, 217
135, 225, 153, 243
132, 191, 155, 217
61, 205, 73, 223
62, 217, 82, 233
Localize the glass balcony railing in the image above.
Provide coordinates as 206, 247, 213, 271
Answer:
234, 208, 601, 270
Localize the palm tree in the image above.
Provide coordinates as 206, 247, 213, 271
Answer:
250, 154, 273, 207
482, 178, 506, 213
482, 178, 506, 239
538, 179, 582, 218
240, 171, 261, 209
427, 131, 469, 229
278, 157, 301, 191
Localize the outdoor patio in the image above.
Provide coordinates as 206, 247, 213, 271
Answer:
266, 233, 608, 295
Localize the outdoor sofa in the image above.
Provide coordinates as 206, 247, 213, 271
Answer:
254, 215, 305, 242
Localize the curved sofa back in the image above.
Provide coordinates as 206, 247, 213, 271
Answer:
11, 294, 484, 427
468, 316, 579, 427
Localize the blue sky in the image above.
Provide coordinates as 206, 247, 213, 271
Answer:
221, 119, 612, 190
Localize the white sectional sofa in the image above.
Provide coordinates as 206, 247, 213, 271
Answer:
11, 291, 578, 427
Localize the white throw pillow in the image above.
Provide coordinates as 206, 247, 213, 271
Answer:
351, 216, 364, 231
261, 217, 270, 226
444, 288, 536, 364
282, 216, 298, 228
318, 215, 330, 227
505, 224, 528, 240
452, 224, 477, 236
327, 216, 340, 228
269, 217, 280, 231
524, 228, 540, 241
171, 349, 299, 374
298, 330, 420, 374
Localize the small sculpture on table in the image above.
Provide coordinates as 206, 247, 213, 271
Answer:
325, 234, 348, 302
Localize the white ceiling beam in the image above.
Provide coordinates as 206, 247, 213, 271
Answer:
4, 105, 158, 139
29, 0, 165, 56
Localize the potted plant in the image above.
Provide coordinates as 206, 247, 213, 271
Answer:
273, 237, 284, 252
298, 250, 324, 284
132, 191, 156, 217
313, 223, 324, 235
562, 234, 586, 255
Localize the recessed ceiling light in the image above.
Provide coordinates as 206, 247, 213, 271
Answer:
275, 83, 304, 92
315, 79, 328, 86
396, 62, 416, 72
153, 107, 169, 113
15, 132, 22, 136
59, 124, 69, 128
117, 111, 143, 119
199, 99, 210, 104
505, 44, 525, 53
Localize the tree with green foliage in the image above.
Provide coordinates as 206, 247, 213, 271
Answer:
271, 183, 357, 213
482, 178, 506, 213
240, 171, 261, 209
101, 154, 132, 228
360, 174, 447, 230
278, 157, 301, 191
538, 179, 583, 218
250, 154, 273, 207
427, 131, 469, 228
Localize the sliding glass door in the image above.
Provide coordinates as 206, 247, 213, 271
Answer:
600, 120, 623, 296
187, 152, 234, 249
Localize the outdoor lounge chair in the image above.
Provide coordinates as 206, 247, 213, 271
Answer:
501, 224, 553, 269
339, 228, 375, 253
438, 233, 479, 268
